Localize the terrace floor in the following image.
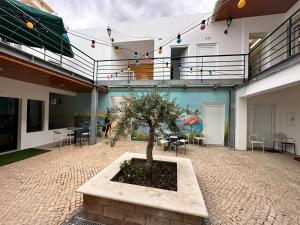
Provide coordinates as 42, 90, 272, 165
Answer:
0, 140, 299, 225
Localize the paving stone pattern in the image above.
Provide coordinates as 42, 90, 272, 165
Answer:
0, 140, 299, 225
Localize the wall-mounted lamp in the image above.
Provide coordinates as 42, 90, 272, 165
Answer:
224, 17, 233, 34
176, 33, 182, 43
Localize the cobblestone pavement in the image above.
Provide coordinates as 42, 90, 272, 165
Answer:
0, 140, 299, 225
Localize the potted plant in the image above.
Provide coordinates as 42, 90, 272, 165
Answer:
110, 89, 184, 174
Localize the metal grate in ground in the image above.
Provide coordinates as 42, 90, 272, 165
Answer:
61, 209, 105, 225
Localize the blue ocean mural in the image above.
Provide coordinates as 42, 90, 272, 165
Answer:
74, 89, 230, 144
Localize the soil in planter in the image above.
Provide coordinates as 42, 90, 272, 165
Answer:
112, 158, 177, 191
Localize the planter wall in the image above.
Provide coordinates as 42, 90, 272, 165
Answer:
77, 153, 208, 225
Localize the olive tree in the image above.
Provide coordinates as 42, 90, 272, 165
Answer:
110, 90, 184, 172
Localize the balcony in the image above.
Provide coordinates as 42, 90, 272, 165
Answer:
249, 8, 300, 79
95, 54, 247, 88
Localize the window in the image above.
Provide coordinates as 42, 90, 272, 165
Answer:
27, 100, 44, 132
48, 93, 75, 130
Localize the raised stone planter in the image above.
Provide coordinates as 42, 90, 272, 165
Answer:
76, 153, 208, 225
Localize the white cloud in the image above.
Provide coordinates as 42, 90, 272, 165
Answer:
44, 0, 217, 29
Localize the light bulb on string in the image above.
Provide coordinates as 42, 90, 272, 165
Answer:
158, 46, 162, 54
176, 33, 182, 44
91, 40, 95, 48
107, 26, 112, 37
128, 65, 131, 71
136, 59, 139, 65
200, 20, 206, 30
166, 62, 169, 68
26, 21, 34, 29
179, 64, 182, 70
190, 68, 193, 73
238, 0, 246, 8
111, 38, 114, 43
145, 52, 149, 58
133, 52, 138, 60
114, 46, 119, 54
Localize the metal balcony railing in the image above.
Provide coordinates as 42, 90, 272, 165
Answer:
249, 8, 300, 78
96, 54, 247, 82
0, 0, 95, 82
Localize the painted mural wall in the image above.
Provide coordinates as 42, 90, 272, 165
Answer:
75, 88, 230, 145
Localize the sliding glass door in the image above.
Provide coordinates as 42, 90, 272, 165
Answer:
0, 97, 19, 152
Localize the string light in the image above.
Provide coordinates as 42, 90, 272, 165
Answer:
166, 62, 169, 68
62, 33, 68, 40
238, 0, 246, 8
91, 40, 95, 48
135, 59, 139, 65
179, 64, 182, 70
26, 21, 33, 29
107, 26, 112, 37
200, 20, 206, 30
176, 33, 182, 43
127, 65, 131, 71
114, 46, 119, 53
133, 52, 138, 59
111, 38, 114, 43
158, 46, 162, 54
145, 52, 149, 58
190, 67, 193, 73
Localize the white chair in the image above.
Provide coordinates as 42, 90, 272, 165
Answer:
158, 137, 170, 151
248, 135, 264, 152
53, 130, 72, 148
193, 132, 207, 146
178, 134, 190, 149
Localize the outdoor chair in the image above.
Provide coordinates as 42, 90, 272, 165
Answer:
80, 128, 90, 146
248, 134, 264, 152
158, 136, 170, 151
53, 130, 72, 148
178, 134, 190, 150
193, 132, 207, 146
273, 133, 296, 154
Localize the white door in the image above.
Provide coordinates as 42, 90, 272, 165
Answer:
253, 104, 274, 148
204, 104, 225, 145
197, 43, 217, 78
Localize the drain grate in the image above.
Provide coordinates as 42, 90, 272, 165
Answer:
61, 210, 105, 225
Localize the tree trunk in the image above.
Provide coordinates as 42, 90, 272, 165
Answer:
146, 126, 155, 175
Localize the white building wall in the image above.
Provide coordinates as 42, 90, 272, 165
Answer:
70, 12, 284, 81
0, 76, 76, 150
235, 59, 300, 152
247, 85, 300, 155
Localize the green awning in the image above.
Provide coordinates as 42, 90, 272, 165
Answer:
0, 0, 74, 57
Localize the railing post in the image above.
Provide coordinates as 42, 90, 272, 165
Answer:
244, 54, 246, 82
163, 58, 165, 83
93, 60, 96, 84
288, 16, 292, 57
60, 39, 63, 66
128, 63, 130, 84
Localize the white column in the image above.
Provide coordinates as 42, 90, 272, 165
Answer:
235, 95, 247, 150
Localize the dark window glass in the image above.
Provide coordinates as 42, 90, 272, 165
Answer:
27, 100, 43, 132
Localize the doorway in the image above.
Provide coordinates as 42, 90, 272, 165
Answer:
204, 103, 225, 145
253, 104, 275, 148
0, 97, 19, 152
170, 46, 188, 80
197, 43, 217, 77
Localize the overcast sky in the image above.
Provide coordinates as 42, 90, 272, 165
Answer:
44, 0, 217, 30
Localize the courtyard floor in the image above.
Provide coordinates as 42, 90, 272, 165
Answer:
0, 140, 299, 225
